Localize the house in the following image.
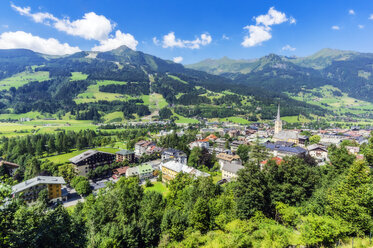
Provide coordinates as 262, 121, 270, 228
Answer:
221, 163, 244, 180
12, 176, 66, 204
205, 134, 218, 141
260, 157, 284, 166
116, 150, 135, 163
161, 160, 210, 183
126, 167, 139, 178
264, 142, 307, 158
161, 148, 187, 164
215, 138, 227, 150
69, 150, 115, 176
230, 140, 245, 152
112, 166, 129, 179
298, 135, 309, 146
189, 139, 210, 150
216, 153, 242, 170
273, 130, 300, 144
145, 145, 163, 156
307, 144, 328, 161
138, 164, 154, 180
0, 159, 19, 176
345, 146, 360, 155
135, 140, 156, 156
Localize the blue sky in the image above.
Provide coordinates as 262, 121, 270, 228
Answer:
0, 0, 373, 64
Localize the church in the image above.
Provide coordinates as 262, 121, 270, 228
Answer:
272, 105, 300, 144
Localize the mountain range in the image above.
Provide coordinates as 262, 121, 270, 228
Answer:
0, 47, 372, 123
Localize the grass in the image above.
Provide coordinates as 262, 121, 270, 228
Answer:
103, 112, 124, 123
42, 147, 120, 164
219, 117, 251, 124
70, 72, 88, 81
172, 111, 199, 124
0, 111, 48, 120
281, 115, 310, 123
0, 71, 49, 90
74, 84, 126, 104
144, 181, 169, 196
212, 171, 222, 184
96, 80, 127, 86
168, 75, 188, 84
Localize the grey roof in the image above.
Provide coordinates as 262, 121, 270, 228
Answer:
69, 150, 114, 164
273, 131, 299, 140
12, 176, 66, 194
307, 144, 328, 152
264, 143, 307, 155
222, 163, 245, 174
116, 149, 135, 156
126, 167, 139, 177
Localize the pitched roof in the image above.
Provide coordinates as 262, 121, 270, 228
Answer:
216, 153, 240, 161
273, 130, 299, 140
205, 134, 218, 140
264, 143, 307, 155
12, 176, 66, 194
138, 164, 153, 174
126, 167, 139, 176
307, 144, 328, 152
113, 166, 129, 175
69, 150, 114, 164
116, 149, 135, 156
222, 163, 244, 174
0, 160, 19, 169
261, 157, 283, 165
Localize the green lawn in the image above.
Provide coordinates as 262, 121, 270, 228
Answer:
168, 75, 188, 84
220, 117, 251, 124
144, 181, 169, 196
0, 71, 50, 90
96, 80, 127, 86
42, 147, 120, 164
74, 84, 126, 103
70, 72, 88, 81
103, 111, 124, 122
173, 112, 199, 124
281, 115, 310, 123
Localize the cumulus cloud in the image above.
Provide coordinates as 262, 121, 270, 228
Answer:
349, 9, 355, 15
173, 56, 183, 63
358, 24, 364, 29
91, 30, 138, 51
282, 44, 296, 51
242, 7, 295, 47
369, 14, 373, 20
157, 32, 212, 49
222, 34, 229, 40
11, 3, 138, 50
152, 37, 160, 45
331, 25, 340, 30
0, 31, 80, 55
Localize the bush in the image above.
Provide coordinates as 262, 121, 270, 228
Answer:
145, 179, 153, 187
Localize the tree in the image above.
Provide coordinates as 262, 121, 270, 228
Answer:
250, 139, 269, 165
309, 135, 321, 144
24, 157, 41, 179
190, 198, 211, 233
58, 164, 77, 183
188, 147, 202, 168
328, 145, 355, 173
71, 176, 91, 196
159, 107, 173, 120
237, 144, 250, 163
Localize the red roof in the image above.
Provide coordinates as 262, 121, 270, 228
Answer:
113, 166, 129, 176
205, 134, 218, 140
261, 157, 283, 165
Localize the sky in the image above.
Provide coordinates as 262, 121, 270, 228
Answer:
0, 0, 373, 64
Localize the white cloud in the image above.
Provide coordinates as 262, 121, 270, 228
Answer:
0, 31, 80, 55
241, 25, 271, 47
282, 44, 296, 51
173, 56, 183, 63
2, 25, 9, 29
242, 7, 295, 47
349, 9, 355, 15
91, 30, 138, 51
255, 7, 291, 26
331, 25, 340, 30
11, 3, 138, 51
160, 32, 212, 49
152, 37, 160, 45
358, 24, 364, 29
54, 12, 114, 41
369, 14, 373, 20
222, 34, 229, 40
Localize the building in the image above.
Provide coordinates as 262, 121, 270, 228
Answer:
126, 167, 139, 178
135, 140, 156, 157
161, 160, 210, 183
138, 164, 154, 180
189, 139, 210, 150
264, 142, 307, 158
273, 105, 300, 144
260, 157, 284, 166
145, 145, 163, 156
345, 146, 360, 155
112, 166, 129, 179
0, 159, 19, 176
307, 144, 328, 161
216, 153, 242, 170
161, 148, 187, 164
69, 150, 116, 176
12, 176, 66, 204
116, 150, 135, 163
230, 140, 245, 152
221, 163, 244, 180
274, 104, 282, 134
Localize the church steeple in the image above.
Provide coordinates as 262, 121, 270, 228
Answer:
274, 104, 282, 134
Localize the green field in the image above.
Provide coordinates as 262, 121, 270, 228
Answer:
74, 84, 126, 104
0, 71, 49, 90
42, 147, 120, 164
281, 115, 310, 123
70, 72, 88, 81
168, 74, 188, 84
219, 116, 251, 124
144, 181, 169, 196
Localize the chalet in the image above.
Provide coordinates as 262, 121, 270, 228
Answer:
221, 163, 244, 180
216, 153, 242, 170
135, 140, 156, 157
161, 160, 210, 183
112, 166, 129, 179
0, 158, 19, 176
12, 176, 66, 204
145, 145, 164, 156
115, 150, 135, 163
307, 144, 328, 161
69, 150, 115, 176
161, 148, 187, 165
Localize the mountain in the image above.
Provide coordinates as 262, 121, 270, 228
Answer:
0, 46, 329, 123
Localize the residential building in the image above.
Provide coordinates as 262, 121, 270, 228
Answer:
112, 166, 129, 179
0, 159, 19, 176
221, 163, 244, 180
138, 164, 154, 180
145, 145, 164, 156
116, 150, 135, 163
189, 139, 210, 150
230, 140, 245, 152
345, 146, 360, 155
135, 140, 155, 157
69, 150, 115, 176
126, 167, 139, 178
12, 176, 66, 204
161, 148, 187, 164
161, 160, 210, 183
216, 153, 242, 170
264, 142, 307, 158
307, 144, 328, 161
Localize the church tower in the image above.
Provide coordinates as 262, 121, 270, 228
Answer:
274, 104, 282, 134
